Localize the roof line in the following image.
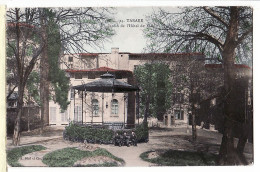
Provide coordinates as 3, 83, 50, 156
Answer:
65, 66, 133, 73
63, 52, 205, 56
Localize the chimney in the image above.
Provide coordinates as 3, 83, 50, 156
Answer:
111, 47, 119, 54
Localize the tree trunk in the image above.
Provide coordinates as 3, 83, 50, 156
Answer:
144, 94, 150, 124
218, 7, 247, 165
127, 75, 136, 127
236, 123, 249, 165
40, 11, 49, 133
236, 84, 252, 165
27, 106, 30, 132
190, 76, 197, 141
12, 84, 25, 146
144, 65, 152, 124
192, 106, 197, 141
218, 52, 244, 165
237, 129, 248, 154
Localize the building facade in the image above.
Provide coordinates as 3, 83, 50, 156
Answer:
49, 48, 207, 126
48, 48, 252, 129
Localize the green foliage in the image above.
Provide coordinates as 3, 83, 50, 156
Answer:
63, 123, 114, 144
47, 10, 70, 111
134, 63, 172, 119
6, 41, 15, 57
7, 145, 46, 167
26, 45, 33, 56
26, 71, 40, 104
82, 19, 97, 24
140, 149, 217, 166
64, 123, 149, 143
106, 18, 114, 23
42, 147, 124, 167
135, 122, 149, 142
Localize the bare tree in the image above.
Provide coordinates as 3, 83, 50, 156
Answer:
6, 8, 45, 145
6, 7, 116, 145
144, 7, 252, 165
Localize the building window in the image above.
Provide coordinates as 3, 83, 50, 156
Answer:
74, 106, 82, 122
92, 99, 99, 116
75, 73, 82, 79
174, 110, 184, 120
111, 99, 119, 115
61, 111, 68, 122
50, 107, 56, 122
68, 56, 73, 62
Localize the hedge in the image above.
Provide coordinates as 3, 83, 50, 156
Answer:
63, 122, 149, 144
63, 123, 114, 144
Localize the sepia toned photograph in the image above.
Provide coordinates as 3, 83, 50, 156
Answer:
4, 5, 253, 168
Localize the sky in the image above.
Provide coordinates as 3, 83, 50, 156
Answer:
88, 7, 157, 53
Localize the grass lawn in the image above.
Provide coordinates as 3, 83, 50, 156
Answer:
42, 147, 124, 167
7, 145, 46, 167
140, 149, 217, 166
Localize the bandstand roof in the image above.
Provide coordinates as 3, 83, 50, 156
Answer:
72, 73, 139, 93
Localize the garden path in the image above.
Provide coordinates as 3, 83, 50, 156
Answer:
7, 126, 253, 167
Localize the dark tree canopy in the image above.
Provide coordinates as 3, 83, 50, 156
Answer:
145, 7, 252, 66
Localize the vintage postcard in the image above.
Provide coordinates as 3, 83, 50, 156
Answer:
1, 1, 257, 171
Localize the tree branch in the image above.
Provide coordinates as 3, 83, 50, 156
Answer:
6, 85, 17, 99
203, 7, 229, 28
237, 27, 253, 45
195, 32, 224, 51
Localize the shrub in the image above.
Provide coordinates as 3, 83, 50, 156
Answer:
63, 122, 149, 144
63, 123, 114, 144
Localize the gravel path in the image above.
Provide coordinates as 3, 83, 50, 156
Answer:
7, 126, 254, 167
100, 143, 154, 166
17, 137, 83, 166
